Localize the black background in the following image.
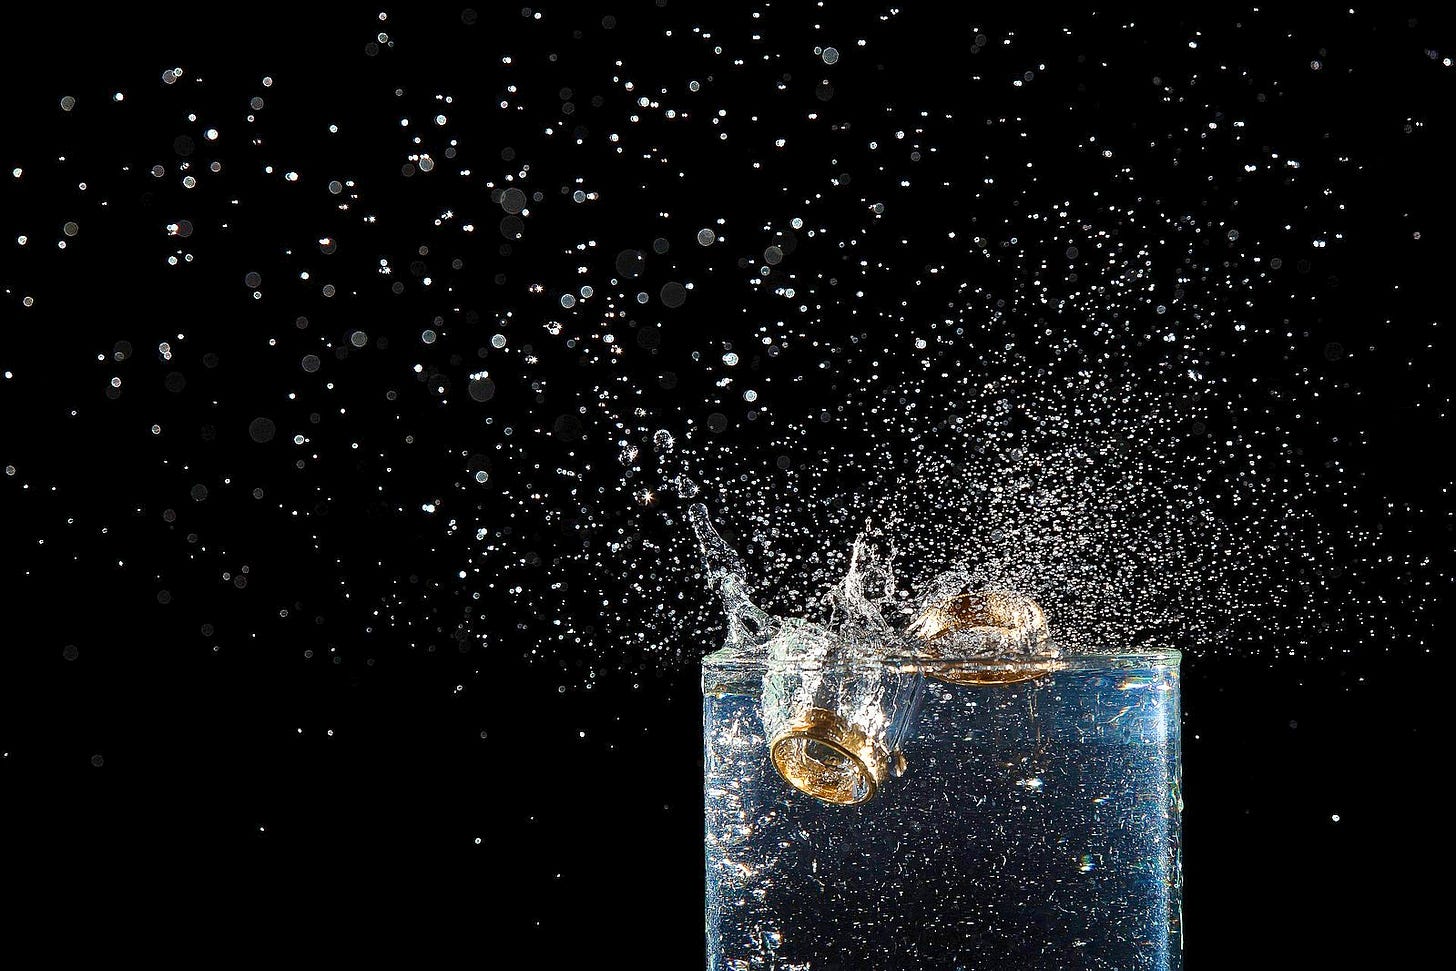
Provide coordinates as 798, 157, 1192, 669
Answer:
2, 4, 1449, 964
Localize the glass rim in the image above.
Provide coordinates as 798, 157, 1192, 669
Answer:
702, 647, 1181, 675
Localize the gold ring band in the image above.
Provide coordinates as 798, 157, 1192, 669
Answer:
769, 707, 889, 805
909, 591, 1058, 686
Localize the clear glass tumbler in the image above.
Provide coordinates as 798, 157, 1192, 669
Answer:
704, 649, 1183, 970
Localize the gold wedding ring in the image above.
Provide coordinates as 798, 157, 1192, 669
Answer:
909, 591, 1060, 685
769, 706, 891, 806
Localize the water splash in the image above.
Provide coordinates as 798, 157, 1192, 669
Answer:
690, 501, 1054, 664
824, 528, 898, 638
688, 502, 778, 651
2, 7, 1446, 687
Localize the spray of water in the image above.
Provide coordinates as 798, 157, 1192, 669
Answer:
2, 9, 1446, 687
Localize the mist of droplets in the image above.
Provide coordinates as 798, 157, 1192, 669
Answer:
2, 8, 1449, 690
